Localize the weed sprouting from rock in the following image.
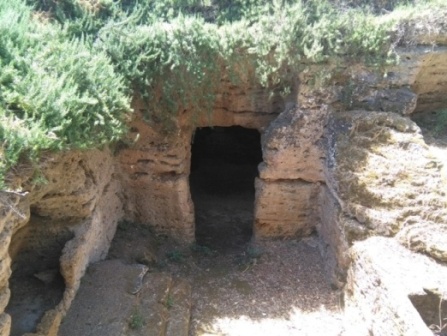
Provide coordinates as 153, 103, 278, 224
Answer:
191, 244, 216, 257
166, 249, 185, 263
129, 308, 144, 330
166, 294, 174, 310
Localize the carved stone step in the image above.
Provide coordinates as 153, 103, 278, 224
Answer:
59, 260, 146, 335
59, 260, 191, 336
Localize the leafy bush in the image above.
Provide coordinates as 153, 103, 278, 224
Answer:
94, 0, 399, 130
98, 15, 224, 130
2, 0, 447, 188
0, 0, 130, 188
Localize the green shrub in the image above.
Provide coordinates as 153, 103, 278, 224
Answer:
0, 0, 130, 188
2, 0, 447, 188
93, 0, 399, 130
98, 15, 224, 130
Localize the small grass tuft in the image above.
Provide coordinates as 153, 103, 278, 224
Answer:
191, 243, 215, 257
166, 294, 174, 310
246, 246, 263, 259
236, 245, 264, 271
129, 308, 144, 330
166, 249, 184, 263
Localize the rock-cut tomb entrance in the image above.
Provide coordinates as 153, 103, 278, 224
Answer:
189, 126, 263, 251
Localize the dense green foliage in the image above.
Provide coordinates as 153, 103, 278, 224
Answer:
1, 0, 446, 188
0, 0, 130, 187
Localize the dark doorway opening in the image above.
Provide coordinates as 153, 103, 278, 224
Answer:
190, 126, 263, 251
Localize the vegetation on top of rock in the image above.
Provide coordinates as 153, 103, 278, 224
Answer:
1, 0, 447, 189
0, 0, 131, 188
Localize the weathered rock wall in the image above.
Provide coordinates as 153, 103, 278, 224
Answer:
292, 45, 447, 291
317, 187, 351, 288
0, 192, 29, 336
399, 47, 447, 112
314, 47, 447, 335
405, 47, 447, 112
0, 148, 123, 336
344, 237, 447, 336
254, 105, 328, 238
326, 111, 447, 238
121, 66, 324, 243
116, 78, 282, 242
116, 106, 196, 242
116, 81, 329, 241
319, 110, 447, 287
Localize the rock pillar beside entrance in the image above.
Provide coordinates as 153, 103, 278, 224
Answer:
254, 106, 328, 239
117, 102, 195, 243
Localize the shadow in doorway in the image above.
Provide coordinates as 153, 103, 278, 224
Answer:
190, 126, 262, 252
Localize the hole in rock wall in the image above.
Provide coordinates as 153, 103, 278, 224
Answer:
409, 292, 447, 335
190, 126, 263, 251
5, 215, 75, 336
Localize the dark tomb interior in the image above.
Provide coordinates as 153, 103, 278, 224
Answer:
190, 126, 263, 251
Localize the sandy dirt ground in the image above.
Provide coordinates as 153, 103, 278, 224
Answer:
106, 221, 345, 336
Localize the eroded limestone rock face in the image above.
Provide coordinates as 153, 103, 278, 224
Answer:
254, 179, 320, 237
259, 105, 328, 183
319, 110, 447, 287
345, 237, 447, 336
254, 105, 327, 238
384, 47, 447, 113
116, 105, 195, 242
0, 192, 29, 336
116, 80, 282, 243
317, 187, 352, 288
0, 148, 123, 336
28, 149, 115, 219
326, 110, 447, 237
